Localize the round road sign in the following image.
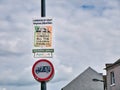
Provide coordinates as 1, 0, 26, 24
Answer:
32, 59, 54, 82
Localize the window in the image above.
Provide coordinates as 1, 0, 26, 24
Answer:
110, 72, 115, 85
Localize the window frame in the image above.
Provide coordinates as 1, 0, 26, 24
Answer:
110, 71, 115, 85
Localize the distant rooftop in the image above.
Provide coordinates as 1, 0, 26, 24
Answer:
62, 67, 103, 90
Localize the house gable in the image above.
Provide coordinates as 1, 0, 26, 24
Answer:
62, 67, 103, 90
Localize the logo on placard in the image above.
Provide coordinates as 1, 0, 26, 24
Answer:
32, 49, 54, 58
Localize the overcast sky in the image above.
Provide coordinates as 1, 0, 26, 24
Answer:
0, 0, 120, 90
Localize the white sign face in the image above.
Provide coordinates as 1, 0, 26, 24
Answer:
32, 59, 54, 82
34, 62, 51, 78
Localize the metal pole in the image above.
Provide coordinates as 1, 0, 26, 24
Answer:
41, 0, 46, 90
41, 0, 46, 17
41, 81, 46, 90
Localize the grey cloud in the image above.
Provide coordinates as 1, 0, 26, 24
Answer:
0, 39, 29, 57
0, 49, 24, 57
0, 81, 36, 87
0, 67, 36, 86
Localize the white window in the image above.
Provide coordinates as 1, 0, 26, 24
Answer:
110, 71, 115, 85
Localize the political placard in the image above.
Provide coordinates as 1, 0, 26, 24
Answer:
33, 18, 53, 48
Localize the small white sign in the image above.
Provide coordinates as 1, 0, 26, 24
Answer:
34, 52, 53, 58
32, 49, 54, 58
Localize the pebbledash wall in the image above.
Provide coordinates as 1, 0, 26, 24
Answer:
105, 59, 120, 90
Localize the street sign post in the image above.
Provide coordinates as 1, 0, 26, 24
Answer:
32, 0, 55, 90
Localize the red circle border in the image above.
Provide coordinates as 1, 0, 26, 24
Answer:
32, 59, 54, 82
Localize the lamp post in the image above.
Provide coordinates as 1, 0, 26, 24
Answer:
92, 78, 106, 90
92, 78, 104, 82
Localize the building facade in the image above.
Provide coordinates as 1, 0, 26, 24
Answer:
105, 59, 120, 90
61, 67, 104, 90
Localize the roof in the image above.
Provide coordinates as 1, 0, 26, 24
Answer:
114, 59, 120, 64
105, 59, 120, 69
